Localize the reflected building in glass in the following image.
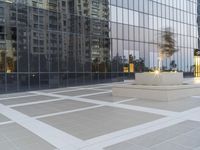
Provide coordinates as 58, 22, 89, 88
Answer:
0, 0, 198, 93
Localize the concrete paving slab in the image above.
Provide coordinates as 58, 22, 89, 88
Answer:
150, 142, 192, 150
0, 95, 58, 105
170, 128, 200, 149
39, 106, 162, 140
105, 121, 200, 150
105, 142, 149, 150
0, 114, 10, 123
0, 123, 55, 150
83, 93, 130, 102
13, 100, 95, 117
95, 86, 113, 90
123, 97, 200, 112
56, 89, 102, 96
0, 92, 35, 99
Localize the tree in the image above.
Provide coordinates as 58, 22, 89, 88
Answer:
158, 28, 178, 71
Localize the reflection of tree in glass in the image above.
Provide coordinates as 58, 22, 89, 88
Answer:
170, 60, 177, 71
129, 54, 134, 63
158, 28, 178, 71
6, 56, 15, 72
0, 51, 16, 73
92, 57, 110, 73
111, 55, 124, 72
0, 51, 5, 72
92, 57, 99, 73
129, 54, 148, 72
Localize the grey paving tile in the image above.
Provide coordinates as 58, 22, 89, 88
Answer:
78, 84, 108, 88
40, 106, 162, 140
0, 123, 55, 150
0, 133, 8, 143
170, 128, 200, 148
83, 93, 128, 102
0, 114, 10, 123
13, 100, 95, 117
128, 121, 200, 148
150, 142, 192, 150
177, 120, 200, 129
123, 97, 200, 112
41, 87, 78, 93
0, 95, 58, 105
0, 92, 35, 99
56, 89, 101, 96
106, 121, 200, 150
95, 86, 112, 90
105, 142, 149, 150
0, 141, 17, 150
13, 137, 55, 150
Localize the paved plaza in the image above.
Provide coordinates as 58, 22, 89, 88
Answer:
0, 80, 200, 150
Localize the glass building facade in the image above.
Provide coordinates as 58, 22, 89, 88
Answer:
0, 0, 198, 93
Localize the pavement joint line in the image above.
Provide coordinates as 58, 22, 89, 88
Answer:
74, 84, 108, 88
0, 94, 36, 101
74, 90, 112, 98
52, 87, 108, 94
66, 83, 118, 90
92, 85, 114, 89
40, 87, 79, 93
29, 85, 200, 149
192, 96, 200, 98
34, 105, 104, 119
81, 106, 200, 150
77, 82, 130, 89
0, 103, 84, 150
30, 89, 134, 106
31, 91, 178, 117
180, 107, 200, 122
80, 116, 187, 150
0, 81, 198, 150
114, 98, 137, 104
8, 97, 66, 108
0, 120, 14, 126
75, 83, 120, 89
110, 103, 178, 117
144, 126, 200, 150
30, 82, 123, 96
189, 118, 200, 122
78, 83, 118, 88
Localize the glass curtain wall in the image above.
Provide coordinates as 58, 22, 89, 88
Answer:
110, 0, 198, 74
0, 0, 198, 93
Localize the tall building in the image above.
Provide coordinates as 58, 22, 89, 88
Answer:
0, 0, 198, 93
67, 0, 110, 73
